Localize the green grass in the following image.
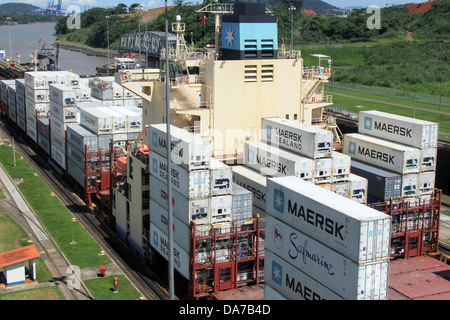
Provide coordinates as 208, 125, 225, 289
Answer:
0, 210, 54, 284
0, 145, 111, 269
0, 286, 66, 300
84, 275, 143, 300
326, 87, 450, 140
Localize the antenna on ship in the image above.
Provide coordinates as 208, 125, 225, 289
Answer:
196, 2, 233, 57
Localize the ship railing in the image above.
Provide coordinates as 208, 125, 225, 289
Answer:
303, 67, 332, 80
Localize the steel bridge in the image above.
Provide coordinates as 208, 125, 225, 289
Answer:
117, 31, 177, 59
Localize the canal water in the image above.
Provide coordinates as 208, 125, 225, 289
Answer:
0, 22, 108, 75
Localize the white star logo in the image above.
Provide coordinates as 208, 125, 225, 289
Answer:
225, 27, 235, 46
275, 194, 283, 209
272, 264, 281, 282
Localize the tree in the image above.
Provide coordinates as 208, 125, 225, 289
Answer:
128, 3, 141, 13
113, 3, 128, 14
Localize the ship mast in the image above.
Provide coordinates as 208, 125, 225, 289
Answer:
196, 3, 233, 57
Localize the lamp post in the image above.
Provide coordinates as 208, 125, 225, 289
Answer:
6, 17, 12, 62
105, 15, 110, 67
137, 5, 143, 67
288, 6, 296, 52
164, 0, 174, 301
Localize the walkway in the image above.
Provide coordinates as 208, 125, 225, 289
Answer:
0, 162, 122, 299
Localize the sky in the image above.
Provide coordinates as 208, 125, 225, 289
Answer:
0, 0, 430, 10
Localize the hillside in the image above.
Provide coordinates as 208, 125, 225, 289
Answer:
0, 2, 40, 14
302, 0, 338, 15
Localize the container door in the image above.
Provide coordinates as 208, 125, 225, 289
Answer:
406, 231, 422, 258
215, 262, 235, 292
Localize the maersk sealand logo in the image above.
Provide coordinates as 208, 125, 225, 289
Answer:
348, 141, 356, 155
273, 189, 285, 213
266, 125, 272, 140
152, 158, 158, 173
272, 259, 283, 286
152, 131, 158, 147
364, 116, 373, 131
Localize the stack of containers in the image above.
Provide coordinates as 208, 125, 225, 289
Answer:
36, 118, 51, 156
6, 82, 16, 125
24, 72, 52, 135
49, 83, 81, 169
15, 79, 27, 133
345, 110, 438, 202
1, 79, 16, 116
243, 117, 367, 203
264, 175, 391, 300
149, 124, 212, 279
66, 123, 99, 188
89, 76, 142, 107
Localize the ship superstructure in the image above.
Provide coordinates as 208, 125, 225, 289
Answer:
116, 2, 335, 161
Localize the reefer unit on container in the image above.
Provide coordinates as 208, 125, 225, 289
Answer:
420, 147, 437, 172
261, 117, 333, 159
232, 165, 267, 211
150, 200, 191, 253
49, 84, 77, 107
244, 141, 314, 180
25, 98, 49, 117
231, 183, 253, 221
66, 124, 98, 152
25, 86, 48, 103
358, 110, 439, 149
350, 160, 402, 201
50, 102, 79, 124
401, 173, 419, 198
150, 175, 211, 226
150, 150, 210, 199
210, 194, 232, 224
265, 251, 344, 300
79, 105, 127, 135
150, 223, 190, 279
343, 133, 420, 174
347, 173, 368, 204
313, 157, 332, 183
266, 176, 391, 263
266, 216, 389, 300
110, 106, 142, 133
330, 151, 351, 182
150, 123, 211, 170
209, 159, 232, 195
418, 171, 435, 196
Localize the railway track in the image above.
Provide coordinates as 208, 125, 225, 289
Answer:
0, 117, 172, 300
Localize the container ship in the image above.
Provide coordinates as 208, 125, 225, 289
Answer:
0, 2, 448, 300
